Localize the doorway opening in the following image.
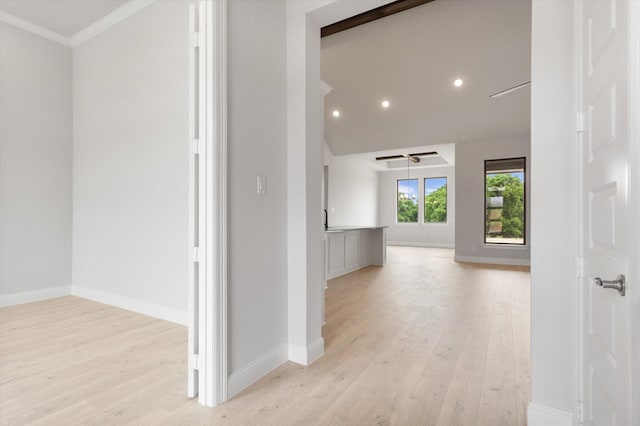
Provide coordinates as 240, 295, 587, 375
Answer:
308, 0, 533, 422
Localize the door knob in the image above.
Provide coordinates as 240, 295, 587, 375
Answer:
593, 274, 626, 296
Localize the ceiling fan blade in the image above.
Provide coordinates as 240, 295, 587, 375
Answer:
375, 154, 405, 161
489, 81, 531, 98
407, 151, 438, 157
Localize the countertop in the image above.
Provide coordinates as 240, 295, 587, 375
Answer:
324, 226, 388, 233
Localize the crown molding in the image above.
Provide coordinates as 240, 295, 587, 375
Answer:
0, 0, 156, 49
70, 0, 156, 47
0, 11, 71, 46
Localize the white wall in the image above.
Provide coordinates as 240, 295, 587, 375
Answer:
529, 0, 577, 418
71, 1, 190, 323
378, 165, 455, 247
0, 23, 72, 305
324, 142, 378, 227
286, 1, 396, 368
454, 137, 531, 265
286, 0, 334, 367
227, 0, 289, 380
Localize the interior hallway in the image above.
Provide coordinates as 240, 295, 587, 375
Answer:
0, 246, 530, 425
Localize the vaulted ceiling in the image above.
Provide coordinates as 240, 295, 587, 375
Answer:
321, 0, 531, 156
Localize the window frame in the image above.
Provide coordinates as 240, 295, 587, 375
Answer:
423, 176, 448, 224
396, 178, 419, 224
483, 157, 526, 246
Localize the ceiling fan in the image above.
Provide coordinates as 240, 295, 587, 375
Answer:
489, 81, 531, 98
375, 151, 438, 164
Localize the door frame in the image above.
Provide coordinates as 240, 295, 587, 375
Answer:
187, 0, 228, 407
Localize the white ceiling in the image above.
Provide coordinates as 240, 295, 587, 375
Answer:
321, 0, 531, 156
0, 0, 128, 37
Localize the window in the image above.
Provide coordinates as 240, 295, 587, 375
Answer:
397, 179, 418, 223
485, 158, 525, 245
424, 177, 447, 223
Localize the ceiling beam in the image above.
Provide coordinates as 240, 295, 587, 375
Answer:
321, 0, 436, 38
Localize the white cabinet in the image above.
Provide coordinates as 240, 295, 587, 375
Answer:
328, 233, 345, 274
324, 227, 386, 280
344, 233, 359, 269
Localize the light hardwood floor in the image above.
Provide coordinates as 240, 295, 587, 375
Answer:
0, 247, 530, 425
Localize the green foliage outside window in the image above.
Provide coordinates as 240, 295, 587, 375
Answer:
397, 193, 418, 222
486, 174, 524, 238
424, 184, 447, 223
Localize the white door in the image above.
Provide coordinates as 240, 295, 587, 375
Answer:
579, 0, 631, 424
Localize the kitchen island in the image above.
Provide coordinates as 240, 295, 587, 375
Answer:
324, 226, 387, 280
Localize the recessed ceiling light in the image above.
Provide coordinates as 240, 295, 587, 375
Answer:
454, 78, 463, 87
332, 110, 340, 118
381, 100, 390, 108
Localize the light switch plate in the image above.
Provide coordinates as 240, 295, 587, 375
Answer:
257, 176, 267, 194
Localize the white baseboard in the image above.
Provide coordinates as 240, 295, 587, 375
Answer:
227, 343, 288, 398
527, 402, 573, 426
307, 337, 325, 364
454, 255, 530, 266
288, 337, 324, 366
71, 286, 188, 325
387, 241, 455, 249
326, 263, 368, 280
0, 285, 71, 307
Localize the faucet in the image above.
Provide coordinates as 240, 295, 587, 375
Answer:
324, 209, 328, 230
